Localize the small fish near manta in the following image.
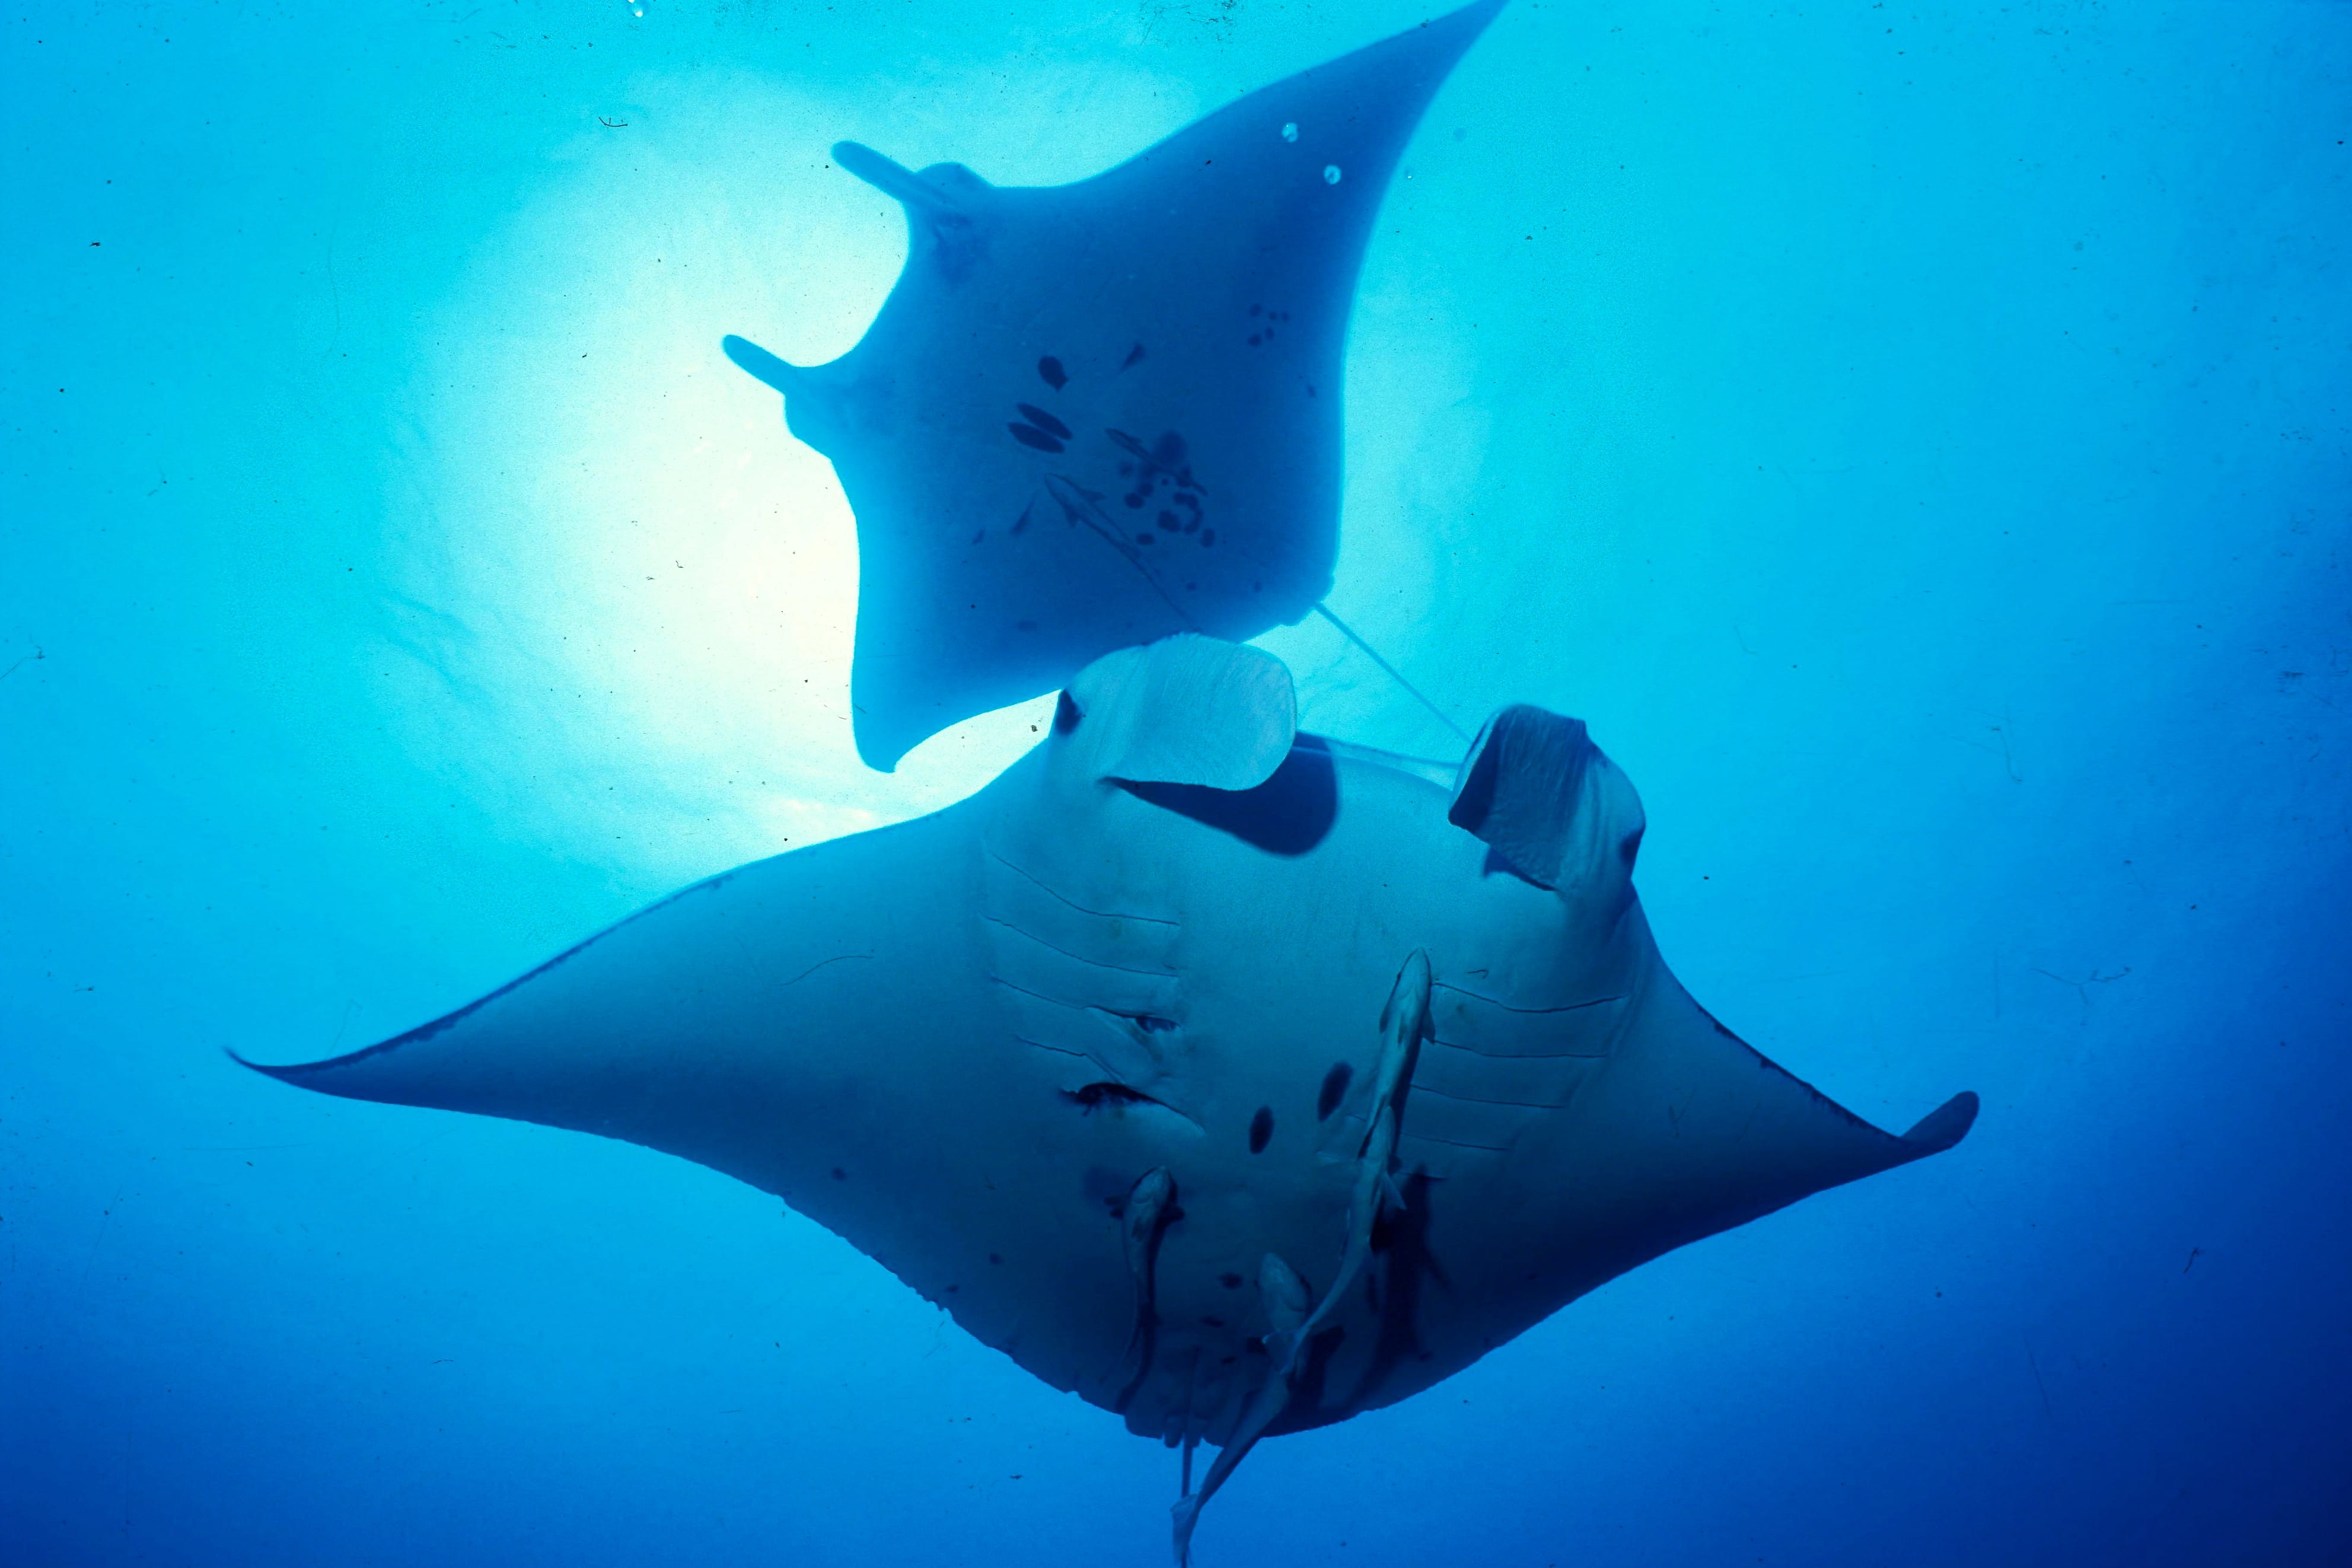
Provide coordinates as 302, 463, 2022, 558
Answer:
243, 635, 1977, 1564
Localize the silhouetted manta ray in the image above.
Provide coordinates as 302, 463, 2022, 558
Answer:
723, 0, 1506, 769
245, 636, 1975, 1563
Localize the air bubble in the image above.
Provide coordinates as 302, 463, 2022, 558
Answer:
1322, 165, 1342, 185
1281, 122, 1299, 142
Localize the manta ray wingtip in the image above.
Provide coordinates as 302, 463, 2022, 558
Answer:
1901, 1091, 1980, 1153
1412, 0, 1510, 47
224, 1042, 329, 1082
1444, 0, 1509, 26
1170, 1494, 1202, 1568
222, 1035, 403, 1087
221, 1044, 276, 1076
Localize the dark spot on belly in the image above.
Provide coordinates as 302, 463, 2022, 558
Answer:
989, 1253, 1003, 1265
1248, 1105, 1274, 1153
1037, 355, 1067, 389
831, 1167, 847, 1180
1200, 1316, 1226, 1328
1008, 422, 1064, 453
1219, 1272, 1244, 1289
1318, 1063, 1353, 1120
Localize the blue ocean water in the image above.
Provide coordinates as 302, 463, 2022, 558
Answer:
5, 2, 2348, 1563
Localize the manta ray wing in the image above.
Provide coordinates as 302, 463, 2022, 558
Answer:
724, 0, 1506, 768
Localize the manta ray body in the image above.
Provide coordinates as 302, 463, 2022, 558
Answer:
248, 639, 1975, 1554
724, 0, 1508, 768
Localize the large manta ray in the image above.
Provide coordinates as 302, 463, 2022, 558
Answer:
246, 636, 1975, 1562
724, 0, 1507, 769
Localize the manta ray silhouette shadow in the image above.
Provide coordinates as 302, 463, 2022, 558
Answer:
721, 0, 1510, 769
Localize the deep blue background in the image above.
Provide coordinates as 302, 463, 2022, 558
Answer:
6, 3, 2348, 1564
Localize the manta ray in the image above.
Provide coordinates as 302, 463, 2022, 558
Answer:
724, 0, 1508, 768
245, 636, 1975, 1561
247, 5, 1975, 1559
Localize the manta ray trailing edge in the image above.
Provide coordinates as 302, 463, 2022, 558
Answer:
243, 5, 1976, 1563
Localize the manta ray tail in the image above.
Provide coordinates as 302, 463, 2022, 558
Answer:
1171, 1252, 1313, 1566
1177, 958, 1435, 1564
1311, 603, 1471, 745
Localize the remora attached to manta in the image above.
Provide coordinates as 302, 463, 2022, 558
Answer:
243, 3, 1977, 1559
245, 638, 1976, 1558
